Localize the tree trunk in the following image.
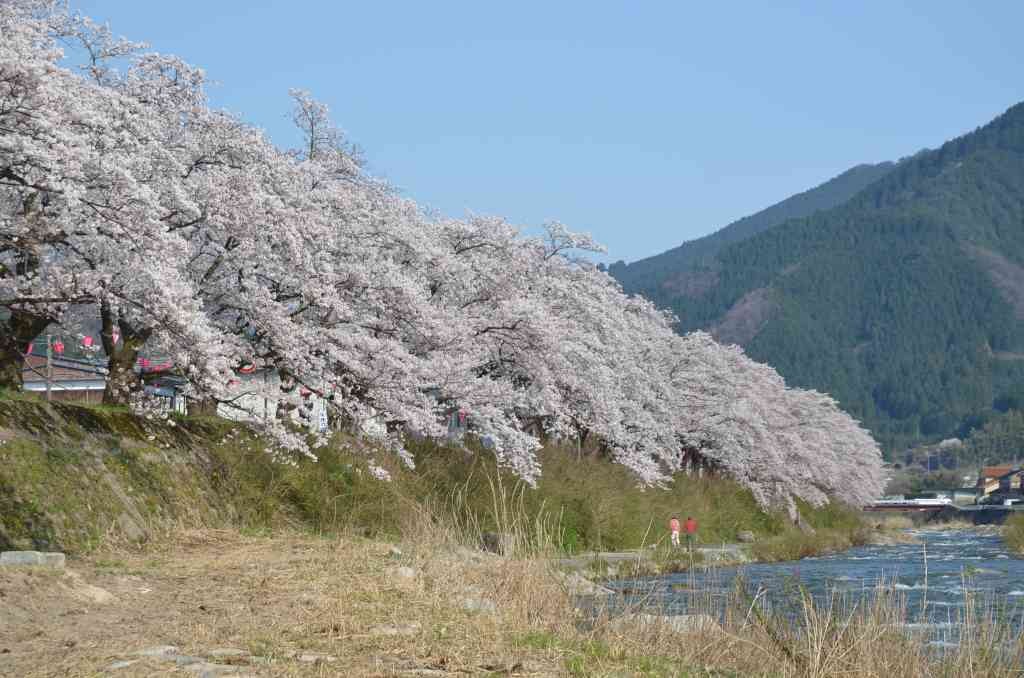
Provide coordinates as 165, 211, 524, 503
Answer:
0, 311, 50, 391
100, 303, 151, 406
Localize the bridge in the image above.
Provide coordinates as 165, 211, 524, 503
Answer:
862, 504, 948, 513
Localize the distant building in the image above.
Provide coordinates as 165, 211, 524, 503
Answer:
977, 465, 1016, 498
952, 488, 978, 505
21, 355, 106, 404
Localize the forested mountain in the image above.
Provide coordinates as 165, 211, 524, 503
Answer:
607, 161, 895, 305
614, 102, 1024, 455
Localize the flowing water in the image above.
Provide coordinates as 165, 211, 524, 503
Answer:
605, 528, 1024, 644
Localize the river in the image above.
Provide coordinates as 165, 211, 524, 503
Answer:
605, 528, 1024, 643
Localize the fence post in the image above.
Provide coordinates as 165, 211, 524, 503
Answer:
45, 334, 52, 402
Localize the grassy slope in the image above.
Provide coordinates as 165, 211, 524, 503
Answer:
0, 396, 860, 556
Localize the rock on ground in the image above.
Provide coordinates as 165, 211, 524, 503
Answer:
462, 597, 498, 614
561, 572, 614, 596
0, 551, 66, 568
132, 645, 180, 658
386, 565, 416, 581
208, 648, 249, 659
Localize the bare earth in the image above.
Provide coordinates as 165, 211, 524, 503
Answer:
0, 530, 569, 678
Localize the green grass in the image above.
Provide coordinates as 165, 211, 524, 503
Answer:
749, 526, 870, 563
514, 632, 715, 677
0, 397, 867, 558
1005, 514, 1024, 553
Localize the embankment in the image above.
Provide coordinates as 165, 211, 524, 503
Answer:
0, 396, 864, 556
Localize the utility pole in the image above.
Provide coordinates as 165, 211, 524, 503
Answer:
45, 334, 52, 402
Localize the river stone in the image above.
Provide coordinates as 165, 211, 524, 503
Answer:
0, 551, 66, 568
132, 645, 180, 658
737, 531, 756, 543
562, 572, 614, 596
462, 597, 498, 614
183, 662, 249, 677
481, 531, 514, 555
106, 659, 140, 670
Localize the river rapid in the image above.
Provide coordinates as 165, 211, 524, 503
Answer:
607, 528, 1024, 643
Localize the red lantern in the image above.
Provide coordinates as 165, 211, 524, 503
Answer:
139, 357, 150, 369
238, 363, 256, 374
82, 336, 93, 347
112, 331, 120, 345
26, 343, 32, 355
53, 341, 64, 354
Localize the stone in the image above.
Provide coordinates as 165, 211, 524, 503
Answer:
132, 645, 180, 658
387, 545, 403, 558
0, 551, 65, 569
462, 597, 498, 614
737, 531, 757, 544
174, 655, 207, 666
106, 659, 140, 670
297, 653, 336, 663
562, 572, 614, 596
183, 662, 249, 677
116, 512, 148, 543
481, 531, 514, 555
386, 565, 416, 581
370, 621, 421, 636
208, 648, 249, 659
610, 613, 721, 634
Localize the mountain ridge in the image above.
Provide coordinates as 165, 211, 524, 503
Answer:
608, 161, 896, 306
614, 101, 1024, 455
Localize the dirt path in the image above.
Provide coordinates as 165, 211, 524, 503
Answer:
0, 530, 564, 677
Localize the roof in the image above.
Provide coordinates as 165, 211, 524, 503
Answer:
22, 355, 107, 382
980, 465, 1016, 479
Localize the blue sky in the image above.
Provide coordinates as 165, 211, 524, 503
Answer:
72, 1, 1024, 263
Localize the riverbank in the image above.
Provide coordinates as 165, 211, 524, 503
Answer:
7, 398, 1013, 674
0, 396, 870, 558
4, 526, 1023, 677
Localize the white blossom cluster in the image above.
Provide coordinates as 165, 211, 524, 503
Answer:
0, 1, 885, 508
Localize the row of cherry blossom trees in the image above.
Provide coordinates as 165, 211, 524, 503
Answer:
0, 1, 885, 510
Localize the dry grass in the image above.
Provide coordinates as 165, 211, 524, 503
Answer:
3, 484, 1023, 678
3, 523, 1024, 677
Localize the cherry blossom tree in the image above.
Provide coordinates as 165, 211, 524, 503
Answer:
0, 0, 886, 509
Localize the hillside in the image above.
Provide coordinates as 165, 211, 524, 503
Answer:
607, 161, 896, 305
621, 102, 1024, 454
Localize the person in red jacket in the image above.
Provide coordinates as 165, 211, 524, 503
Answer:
668, 516, 681, 547
684, 516, 698, 552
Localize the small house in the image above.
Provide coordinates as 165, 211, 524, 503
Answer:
977, 465, 1016, 498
